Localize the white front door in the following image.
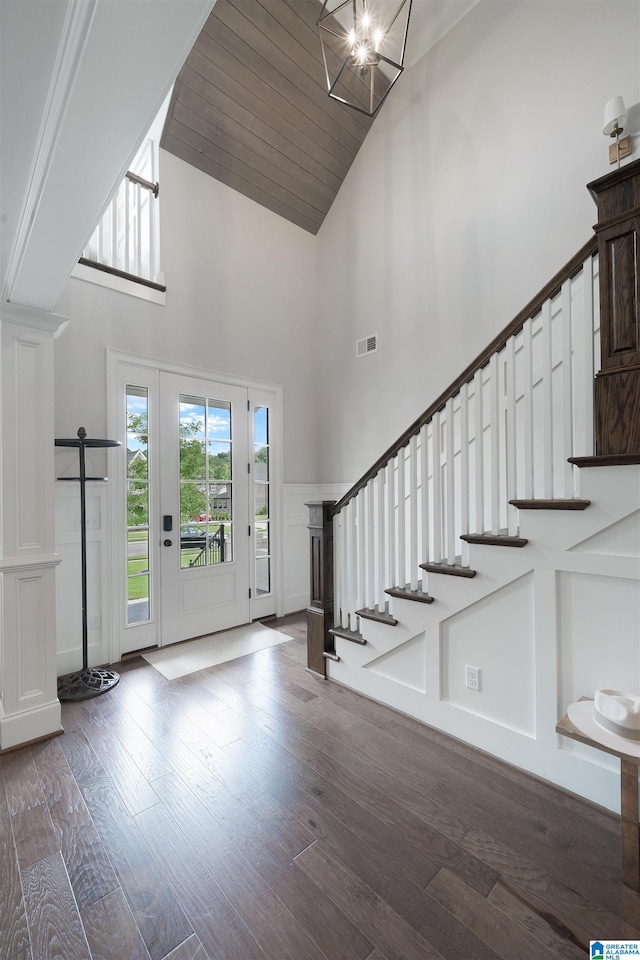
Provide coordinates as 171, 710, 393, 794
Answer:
159, 372, 250, 645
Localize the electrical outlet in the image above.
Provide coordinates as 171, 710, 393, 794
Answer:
465, 664, 481, 691
89, 614, 101, 630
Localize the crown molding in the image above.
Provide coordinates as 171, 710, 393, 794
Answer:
0, 301, 70, 338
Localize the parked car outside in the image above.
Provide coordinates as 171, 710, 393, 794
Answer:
180, 524, 219, 548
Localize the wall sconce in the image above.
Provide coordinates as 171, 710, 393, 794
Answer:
603, 96, 631, 167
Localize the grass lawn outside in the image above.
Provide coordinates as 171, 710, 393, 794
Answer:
127, 527, 231, 600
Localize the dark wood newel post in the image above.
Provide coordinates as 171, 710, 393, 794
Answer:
588, 156, 640, 455
305, 501, 336, 677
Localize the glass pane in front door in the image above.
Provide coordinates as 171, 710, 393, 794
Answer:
178, 396, 234, 569
254, 405, 270, 596
126, 385, 151, 624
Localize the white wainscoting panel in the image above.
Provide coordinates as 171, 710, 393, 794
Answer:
442, 572, 535, 737
328, 464, 640, 815
0, 305, 65, 750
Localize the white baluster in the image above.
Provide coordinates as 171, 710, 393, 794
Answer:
367, 478, 375, 610
585, 257, 596, 457
505, 337, 517, 535
124, 180, 130, 274
574, 257, 595, 460
357, 490, 366, 611
432, 412, 442, 561
459, 381, 469, 564
397, 447, 406, 589
561, 279, 574, 496
347, 499, 357, 628
97, 218, 104, 265
111, 189, 118, 268
522, 318, 534, 499
387, 455, 396, 592
342, 505, 349, 630
420, 423, 429, 565
409, 434, 418, 590
474, 369, 484, 535
378, 466, 386, 611
334, 511, 343, 629
341, 507, 348, 628
150, 181, 158, 283
136, 183, 143, 278
445, 398, 455, 564
489, 353, 500, 535
541, 299, 553, 497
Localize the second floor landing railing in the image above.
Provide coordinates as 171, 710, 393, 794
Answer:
81, 159, 165, 292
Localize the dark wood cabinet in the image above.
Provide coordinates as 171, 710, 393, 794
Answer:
588, 158, 640, 455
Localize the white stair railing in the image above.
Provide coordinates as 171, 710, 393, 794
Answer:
81, 139, 162, 288
334, 244, 599, 629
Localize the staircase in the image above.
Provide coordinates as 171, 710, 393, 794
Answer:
306, 173, 640, 813
331, 239, 600, 646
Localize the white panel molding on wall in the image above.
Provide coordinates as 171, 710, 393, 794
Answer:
327, 464, 640, 815
0, 303, 67, 750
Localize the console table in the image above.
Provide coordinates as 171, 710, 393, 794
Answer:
556, 701, 640, 892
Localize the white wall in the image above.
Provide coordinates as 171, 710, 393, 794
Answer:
315, 0, 640, 483
54, 149, 319, 484
53, 150, 321, 667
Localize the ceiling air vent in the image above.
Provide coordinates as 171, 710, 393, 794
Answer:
356, 334, 378, 358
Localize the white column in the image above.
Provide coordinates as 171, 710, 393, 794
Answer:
0, 302, 67, 751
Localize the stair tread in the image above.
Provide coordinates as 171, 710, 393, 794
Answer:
569, 454, 640, 467
460, 531, 528, 547
420, 561, 477, 578
329, 626, 366, 645
355, 605, 398, 626
385, 585, 435, 604
509, 498, 590, 510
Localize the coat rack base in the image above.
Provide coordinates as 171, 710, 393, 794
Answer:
57, 666, 120, 702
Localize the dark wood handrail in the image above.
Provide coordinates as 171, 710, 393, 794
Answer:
332, 235, 598, 516
78, 257, 166, 292
125, 171, 159, 197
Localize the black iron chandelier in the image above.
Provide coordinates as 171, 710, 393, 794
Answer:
317, 0, 412, 117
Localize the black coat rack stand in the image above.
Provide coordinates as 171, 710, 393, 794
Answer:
56, 427, 121, 702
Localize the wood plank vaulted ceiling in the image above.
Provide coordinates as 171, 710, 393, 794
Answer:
160, 0, 378, 234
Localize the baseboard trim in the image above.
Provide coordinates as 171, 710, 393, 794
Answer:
0, 699, 62, 751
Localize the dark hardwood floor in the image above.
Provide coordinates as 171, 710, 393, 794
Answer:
1, 612, 638, 960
